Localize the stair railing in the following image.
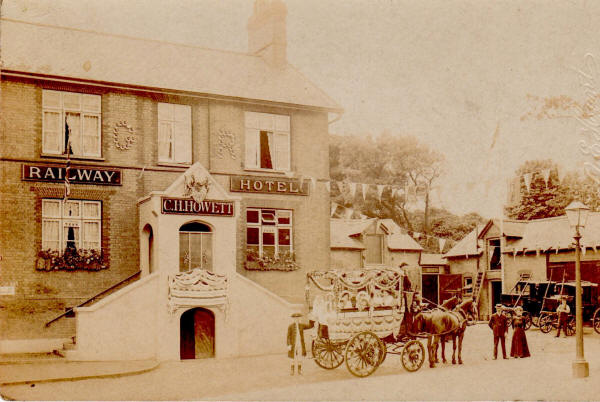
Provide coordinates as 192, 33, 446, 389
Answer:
45, 270, 141, 327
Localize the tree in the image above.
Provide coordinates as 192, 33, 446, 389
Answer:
330, 132, 444, 235
505, 159, 600, 220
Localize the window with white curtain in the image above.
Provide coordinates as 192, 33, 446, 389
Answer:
42, 199, 101, 251
158, 103, 192, 164
244, 112, 290, 171
42, 90, 101, 157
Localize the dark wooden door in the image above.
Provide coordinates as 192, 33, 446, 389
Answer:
439, 274, 463, 304
180, 309, 196, 360
422, 274, 439, 306
491, 280, 502, 309
180, 308, 215, 360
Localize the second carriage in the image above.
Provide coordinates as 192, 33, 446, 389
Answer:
306, 267, 426, 377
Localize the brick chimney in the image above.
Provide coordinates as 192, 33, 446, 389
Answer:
247, 0, 287, 68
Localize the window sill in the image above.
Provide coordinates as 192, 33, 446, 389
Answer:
157, 162, 192, 168
243, 168, 292, 175
41, 154, 105, 162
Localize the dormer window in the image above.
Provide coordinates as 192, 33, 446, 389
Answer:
365, 234, 384, 265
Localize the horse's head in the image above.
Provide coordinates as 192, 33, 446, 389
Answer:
441, 296, 459, 310
412, 312, 429, 333
456, 299, 474, 318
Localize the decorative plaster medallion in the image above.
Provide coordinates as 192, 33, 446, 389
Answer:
216, 128, 236, 159
112, 121, 136, 151
184, 172, 211, 204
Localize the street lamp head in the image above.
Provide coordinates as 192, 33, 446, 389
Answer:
565, 201, 590, 230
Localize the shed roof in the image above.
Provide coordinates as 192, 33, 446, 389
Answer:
0, 19, 342, 111
444, 227, 482, 258
330, 219, 375, 249
387, 233, 423, 251
506, 213, 600, 254
420, 253, 448, 266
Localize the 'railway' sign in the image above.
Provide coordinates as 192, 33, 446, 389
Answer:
22, 164, 122, 185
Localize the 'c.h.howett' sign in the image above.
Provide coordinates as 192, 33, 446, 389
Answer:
22, 164, 122, 185
230, 176, 309, 195
161, 197, 234, 216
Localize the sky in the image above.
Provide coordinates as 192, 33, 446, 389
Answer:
3, 0, 600, 218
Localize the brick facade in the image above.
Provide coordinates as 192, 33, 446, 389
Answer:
0, 75, 331, 338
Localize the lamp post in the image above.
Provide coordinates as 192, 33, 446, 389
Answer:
565, 201, 590, 378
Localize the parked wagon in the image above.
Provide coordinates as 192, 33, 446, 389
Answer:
306, 268, 426, 377
501, 280, 558, 330
537, 281, 600, 335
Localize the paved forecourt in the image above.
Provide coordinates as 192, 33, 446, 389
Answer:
2, 324, 599, 401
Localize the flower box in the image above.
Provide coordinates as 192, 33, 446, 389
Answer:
36, 249, 107, 271
244, 250, 299, 271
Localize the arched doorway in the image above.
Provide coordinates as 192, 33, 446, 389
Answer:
141, 224, 155, 274
179, 222, 213, 272
180, 308, 215, 359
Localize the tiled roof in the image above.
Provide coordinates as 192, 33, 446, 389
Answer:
329, 218, 423, 251
444, 227, 482, 258
376, 219, 422, 251
0, 19, 342, 111
420, 253, 448, 266
330, 219, 375, 249
387, 233, 423, 251
446, 213, 600, 258
506, 213, 600, 253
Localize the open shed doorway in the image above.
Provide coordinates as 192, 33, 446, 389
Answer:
180, 307, 215, 360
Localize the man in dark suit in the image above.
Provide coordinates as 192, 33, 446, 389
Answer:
287, 312, 310, 375
488, 304, 509, 359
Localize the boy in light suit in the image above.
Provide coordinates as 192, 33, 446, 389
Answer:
287, 312, 310, 375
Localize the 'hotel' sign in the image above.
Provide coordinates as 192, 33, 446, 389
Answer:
230, 176, 309, 196
161, 197, 234, 216
22, 164, 122, 185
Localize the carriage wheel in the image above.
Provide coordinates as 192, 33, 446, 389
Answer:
379, 342, 387, 365
540, 315, 553, 334
536, 312, 549, 329
523, 312, 532, 330
312, 338, 345, 369
566, 317, 576, 337
344, 331, 385, 378
400, 340, 425, 372
593, 308, 600, 335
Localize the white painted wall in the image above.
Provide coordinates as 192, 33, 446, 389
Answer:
71, 164, 302, 361
70, 273, 159, 361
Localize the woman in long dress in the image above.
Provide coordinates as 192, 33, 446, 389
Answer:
510, 306, 531, 358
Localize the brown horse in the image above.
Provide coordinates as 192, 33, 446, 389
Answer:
435, 296, 460, 362
413, 299, 472, 367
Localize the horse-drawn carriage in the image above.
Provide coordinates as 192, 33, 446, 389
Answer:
305, 267, 473, 377
502, 277, 600, 335
500, 279, 557, 329
537, 281, 600, 335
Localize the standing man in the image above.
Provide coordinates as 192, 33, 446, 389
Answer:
488, 304, 509, 360
555, 296, 571, 338
287, 312, 309, 375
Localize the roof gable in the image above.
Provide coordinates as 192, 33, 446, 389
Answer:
444, 227, 482, 258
